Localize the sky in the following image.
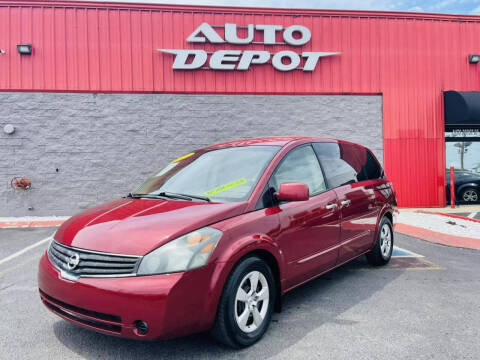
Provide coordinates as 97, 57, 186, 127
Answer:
83, 0, 480, 15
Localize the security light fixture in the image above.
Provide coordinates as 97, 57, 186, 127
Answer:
469, 54, 480, 64
17, 44, 32, 55
3, 124, 15, 135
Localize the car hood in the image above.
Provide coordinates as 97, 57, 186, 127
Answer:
54, 198, 247, 255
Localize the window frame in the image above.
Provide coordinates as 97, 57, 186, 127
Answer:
311, 142, 335, 190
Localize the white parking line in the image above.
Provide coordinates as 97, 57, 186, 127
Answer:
0, 236, 52, 266
468, 212, 477, 219
0, 255, 39, 277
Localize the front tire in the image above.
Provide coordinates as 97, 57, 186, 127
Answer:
211, 256, 276, 348
366, 217, 393, 266
460, 188, 479, 203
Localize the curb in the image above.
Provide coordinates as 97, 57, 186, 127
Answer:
416, 210, 480, 224
395, 223, 480, 250
0, 220, 66, 228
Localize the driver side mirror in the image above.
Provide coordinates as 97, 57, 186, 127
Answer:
275, 182, 309, 202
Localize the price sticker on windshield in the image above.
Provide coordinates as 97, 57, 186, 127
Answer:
205, 178, 247, 197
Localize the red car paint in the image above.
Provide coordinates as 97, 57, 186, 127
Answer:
55, 198, 247, 255
38, 137, 396, 340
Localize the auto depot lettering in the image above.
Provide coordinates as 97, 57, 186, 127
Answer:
158, 23, 340, 71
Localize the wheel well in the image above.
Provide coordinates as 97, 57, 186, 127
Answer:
459, 185, 479, 193
384, 211, 393, 225
240, 249, 282, 313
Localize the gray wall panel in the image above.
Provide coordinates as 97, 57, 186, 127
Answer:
0, 93, 382, 216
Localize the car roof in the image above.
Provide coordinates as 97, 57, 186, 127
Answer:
205, 136, 339, 149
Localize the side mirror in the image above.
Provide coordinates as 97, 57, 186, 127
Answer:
275, 182, 309, 202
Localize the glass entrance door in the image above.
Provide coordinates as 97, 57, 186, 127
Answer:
445, 130, 480, 204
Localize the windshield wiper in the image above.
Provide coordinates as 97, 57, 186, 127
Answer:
126, 193, 167, 199
126, 192, 210, 202
158, 192, 210, 202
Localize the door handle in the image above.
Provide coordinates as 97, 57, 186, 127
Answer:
341, 200, 351, 207
326, 203, 338, 210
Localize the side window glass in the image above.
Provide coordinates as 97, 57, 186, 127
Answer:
339, 143, 365, 181
312, 142, 359, 188
271, 145, 326, 196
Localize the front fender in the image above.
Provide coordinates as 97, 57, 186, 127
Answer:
200, 234, 285, 329
457, 183, 480, 195
216, 233, 284, 268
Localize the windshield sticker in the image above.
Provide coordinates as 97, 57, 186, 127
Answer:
172, 152, 195, 163
205, 178, 247, 197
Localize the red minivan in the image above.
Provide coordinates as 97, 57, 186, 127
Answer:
38, 137, 397, 348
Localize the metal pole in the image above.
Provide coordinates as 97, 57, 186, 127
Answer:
450, 166, 455, 208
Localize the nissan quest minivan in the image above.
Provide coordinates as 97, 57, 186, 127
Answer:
38, 137, 397, 348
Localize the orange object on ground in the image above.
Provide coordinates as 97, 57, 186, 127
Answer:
0, 219, 66, 228
395, 223, 480, 250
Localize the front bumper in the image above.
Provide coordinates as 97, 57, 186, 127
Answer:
38, 251, 221, 340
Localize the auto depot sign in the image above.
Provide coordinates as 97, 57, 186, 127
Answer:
158, 23, 340, 71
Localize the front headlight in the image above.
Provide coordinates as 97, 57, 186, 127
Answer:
137, 227, 222, 275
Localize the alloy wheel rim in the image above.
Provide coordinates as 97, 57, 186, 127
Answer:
380, 223, 392, 259
463, 190, 478, 202
234, 270, 269, 333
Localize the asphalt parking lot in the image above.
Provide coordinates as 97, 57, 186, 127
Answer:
0, 227, 479, 360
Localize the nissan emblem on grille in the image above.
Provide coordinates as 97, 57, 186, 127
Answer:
67, 253, 80, 270
47, 241, 141, 280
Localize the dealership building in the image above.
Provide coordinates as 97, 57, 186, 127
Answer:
1, 1, 480, 216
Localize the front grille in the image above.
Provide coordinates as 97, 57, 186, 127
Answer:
48, 240, 141, 278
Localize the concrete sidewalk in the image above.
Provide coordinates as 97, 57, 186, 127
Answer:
396, 209, 480, 250
402, 205, 480, 214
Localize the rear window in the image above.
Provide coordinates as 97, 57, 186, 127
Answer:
363, 149, 383, 180
312, 142, 383, 188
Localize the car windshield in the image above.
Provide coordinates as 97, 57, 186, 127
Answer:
133, 145, 280, 202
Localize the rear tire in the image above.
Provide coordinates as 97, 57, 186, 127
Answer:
211, 256, 276, 348
366, 217, 393, 266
